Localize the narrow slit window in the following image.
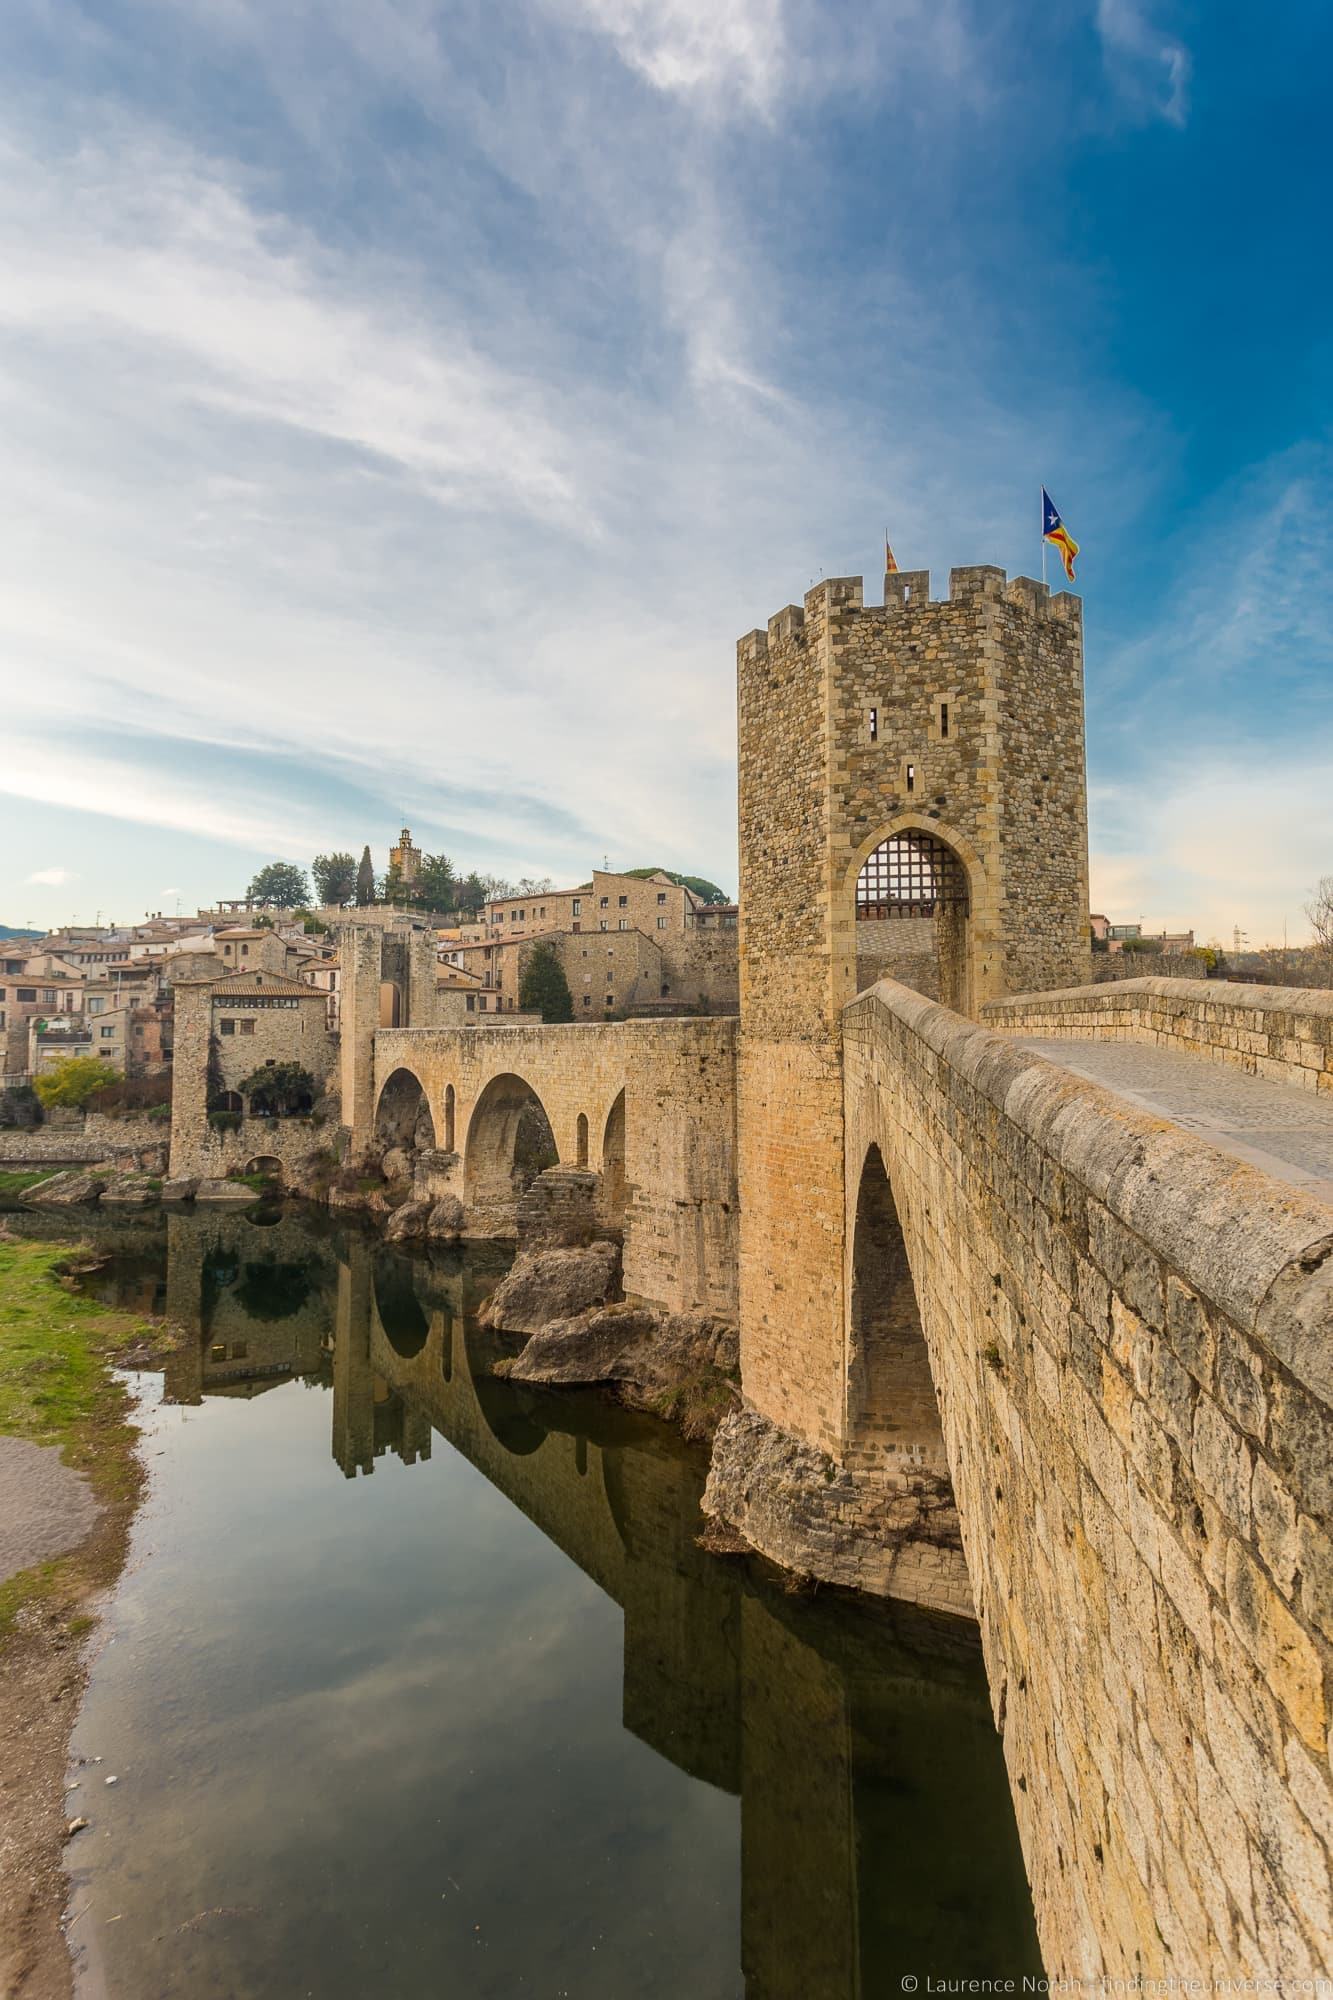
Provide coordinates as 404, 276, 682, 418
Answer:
940, 701, 949, 739
906, 762, 916, 794
868, 706, 878, 742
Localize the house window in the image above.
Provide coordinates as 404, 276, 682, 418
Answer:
572, 898, 582, 916
100, 1025, 114, 1039
220, 1018, 236, 1035
618, 895, 628, 907
599, 896, 608, 908
99, 1048, 114, 1058
656, 916, 667, 929
17, 988, 35, 1002
599, 920, 608, 932
940, 700, 950, 739
241, 943, 249, 955
906, 761, 916, 794
466, 994, 475, 1011
571, 921, 580, 933
618, 919, 629, 931
583, 995, 591, 1007
606, 995, 614, 1008
657, 892, 666, 905
42, 989, 55, 1004
240, 1019, 256, 1036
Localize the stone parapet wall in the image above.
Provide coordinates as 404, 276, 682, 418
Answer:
842, 977, 1332, 1980
983, 976, 1333, 1096
1092, 953, 1209, 983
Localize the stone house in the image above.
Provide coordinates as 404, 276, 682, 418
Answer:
213, 927, 302, 976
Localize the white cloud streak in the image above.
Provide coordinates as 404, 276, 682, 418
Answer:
1095, 0, 1190, 125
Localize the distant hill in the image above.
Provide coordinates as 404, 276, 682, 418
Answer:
0, 925, 41, 942
624, 867, 731, 906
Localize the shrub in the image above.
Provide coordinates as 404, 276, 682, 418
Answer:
34, 1056, 122, 1111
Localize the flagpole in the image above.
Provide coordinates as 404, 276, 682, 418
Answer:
1040, 486, 1048, 588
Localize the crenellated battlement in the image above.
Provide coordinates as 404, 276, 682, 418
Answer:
739, 565, 1079, 657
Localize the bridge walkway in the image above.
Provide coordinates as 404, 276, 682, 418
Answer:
1013, 1036, 1333, 1208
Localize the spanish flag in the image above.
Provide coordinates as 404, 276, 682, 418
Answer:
1042, 488, 1079, 582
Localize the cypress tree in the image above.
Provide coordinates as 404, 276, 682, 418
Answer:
355, 845, 376, 907
519, 941, 574, 1023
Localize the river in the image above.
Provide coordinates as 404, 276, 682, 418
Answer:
14, 1203, 1040, 1997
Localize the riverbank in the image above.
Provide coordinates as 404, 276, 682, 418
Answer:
0, 1236, 175, 2000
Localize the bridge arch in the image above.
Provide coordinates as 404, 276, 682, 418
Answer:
374, 1065, 436, 1159
463, 1072, 559, 1236
601, 1088, 627, 1230
846, 1142, 950, 1478
845, 813, 990, 1018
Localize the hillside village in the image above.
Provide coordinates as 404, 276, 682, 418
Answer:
0, 832, 740, 1105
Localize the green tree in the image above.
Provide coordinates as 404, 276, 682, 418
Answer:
624, 866, 730, 905
34, 1055, 122, 1110
415, 853, 457, 911
312, 852, 358, 906
238, 1062, 317, 1116
247, 861, 310, 907
455, 872, 488, 918
355, 846, 377, 906
519, 941, 574, 1023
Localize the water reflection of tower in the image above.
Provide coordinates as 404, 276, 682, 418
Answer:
330, 1240, 432, 1478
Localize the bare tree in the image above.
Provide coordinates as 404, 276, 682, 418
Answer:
1304, 875, 1333, 985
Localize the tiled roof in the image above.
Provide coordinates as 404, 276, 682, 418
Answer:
208, 971, 319, 996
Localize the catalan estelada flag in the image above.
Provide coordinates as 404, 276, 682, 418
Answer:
1042, 488, 1079, 582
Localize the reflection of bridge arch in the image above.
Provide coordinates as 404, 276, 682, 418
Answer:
373, 1249, 430, 1358
463, 1072, 558, 1237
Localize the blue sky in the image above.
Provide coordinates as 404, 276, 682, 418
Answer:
1, 0, 1329, 944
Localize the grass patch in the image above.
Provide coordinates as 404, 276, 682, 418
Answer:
651, 1366, 739, 1444
0, 1170, 54, 1199
0, 1239, 175, 1642
225, 1171, 273, 1194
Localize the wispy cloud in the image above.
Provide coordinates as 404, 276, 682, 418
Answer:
1095, 0, 1189, 125
561, 0, 786, 110
27, 866, 77, 886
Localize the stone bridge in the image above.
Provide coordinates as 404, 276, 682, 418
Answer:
366, 1017, 738, 1319
322, 563, 1333, 1980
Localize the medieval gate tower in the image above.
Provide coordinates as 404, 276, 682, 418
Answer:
735, 562, 1091, 1463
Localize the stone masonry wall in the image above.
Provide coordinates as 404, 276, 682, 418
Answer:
0, 1111, 169, 1164
843, 978, 1333, 1981
983, 977, 1333, 1097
